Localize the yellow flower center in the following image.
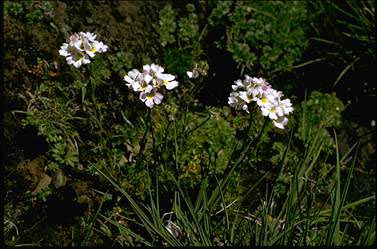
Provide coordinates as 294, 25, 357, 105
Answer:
146, 92, 156, 100
140, 82, 148, 91
261, 97, 268, 104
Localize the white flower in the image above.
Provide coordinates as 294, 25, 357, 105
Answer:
59, 44, 90, 68
187, 70, 199, 79
58, 43, 70, 57
140, 89, 164, 108
250, 77, 266, 86
124, 69, 142, 88
124, 64, 179, 108
81, 32, 97, 42
228, 92, 249, 113
279, 98, 294, 115
96, 41, 108, 52
132, 74, 154, 93
186, 63, 201, 79
228, 92, 238, 106
85, 41, 108, 57
272, 116, 289, 129
231, 79, 246, 91
158, 73, 178, 90
68, 33, 82, 50
239, 91, 253, 103
228, 74, 293, 129
59, 32, 107, 68
261, 104, 283, 120
142, 64, 151, 74
150, 63, 165, 74
67, 54, 90, 68
255, 94, 275, 108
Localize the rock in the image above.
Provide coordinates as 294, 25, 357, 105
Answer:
52, 168, 67, 188
32, 173, 52, 195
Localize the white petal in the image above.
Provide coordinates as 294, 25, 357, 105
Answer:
273, 121, 285, 129
82, 56, 91, 64
124, 75, 134, 84
59, 44, 69, 56
154, 93, 164, 104
73, 59, 82, 68
144, 74, 153, 84
273, 116, 288, 129
59, 49, 69, 57
144, 85, 153, 93
145, 99, 154, 108
101, 44, 108, 52
165, 80, 178, 90
131, 81, 141, 91
132, 82, 142, 92
128, 69, 140, 79
269, 112, 278, 120
261, 107, 269, 117
239, 91, 251, 103
242, 104, 249, 113
159, 73, 175, 81
143, 64, 151, 72
139, 92, 147, 101
95, 41, 108, 53
86, 51, 96, 57
151, 64, 164, 73
187, 71, 193, 78
73, 40, 84, 51
228, 97, 236, 105
81, 32, 96, 41
276, 107, 284, 116
66, 56, 74, 64
83, 40, 92, 51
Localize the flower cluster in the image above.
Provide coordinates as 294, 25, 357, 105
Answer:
228, 75, 293, 129
59, 32, 108, 68
124, 64, 179, 108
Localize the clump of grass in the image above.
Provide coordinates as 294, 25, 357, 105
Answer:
94, 113, 375, 246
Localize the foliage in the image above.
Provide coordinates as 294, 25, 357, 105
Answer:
156, 2, 206, 76
209, 1, 309, 77
297, 91, 345, 154
304, 0, 376, 103
96, 121, 375, 246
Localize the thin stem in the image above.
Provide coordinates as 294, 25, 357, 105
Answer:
173, 119, 179, 173
239, 117, 268, 167
148, 109, 156, 156
138, 111, 150, 156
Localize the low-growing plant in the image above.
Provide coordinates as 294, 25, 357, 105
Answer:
296, 91, 345, 154
156, 3, 208, 77
95, 120, 375, 246
3, 1, 375, 247
208, 0, 309, 77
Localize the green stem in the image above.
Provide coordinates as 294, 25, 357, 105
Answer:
138, 111, 150, 156
148, 109, 156, 156
173, 119, 179, 173
209, 118, 268, 209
